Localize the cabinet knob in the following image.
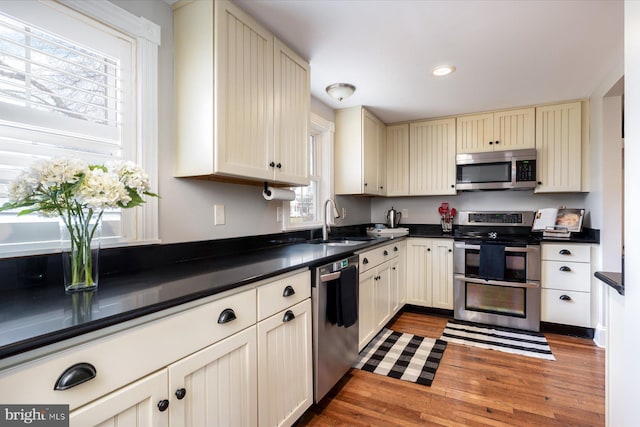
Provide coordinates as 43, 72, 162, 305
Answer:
282, 285, 296, 297
448, 249, 452, 252
394, 246, 398, 252
559, 249, 572, 255
269, 161, 275, 168
54, 362, 97, 391
364, 182, 368, 187
283, 310, 296, 323
427, 248, 431, 252
217, 308, 237, 324
175, 388, 187, 400
363, 258, 369, 264
392, 267, 396, 271
495, 140, 500, 144
559, 266, 572, 272
157, 400, 170, 412
276, 163, 282, 169
380, 186, 384, 190
451, 184, 455, 188
559, 294, 572, 301
489, 141, 494, 145
537, 181, 542, 185
383, 250, 388, 256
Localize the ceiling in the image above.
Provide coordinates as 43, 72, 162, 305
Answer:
232, 0, 623, 124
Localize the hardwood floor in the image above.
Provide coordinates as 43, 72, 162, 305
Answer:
298, 312, 605, 426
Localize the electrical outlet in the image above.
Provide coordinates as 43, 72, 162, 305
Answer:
276, 206, 283, 222
402, 209, 408, 218
342, 207, 347, 219
214, 204, 225, 225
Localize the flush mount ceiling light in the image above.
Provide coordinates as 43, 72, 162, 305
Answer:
431, 65, 456, 77
326, 83, 356, 101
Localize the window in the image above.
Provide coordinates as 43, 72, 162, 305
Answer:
285, 113, 334, 230
0, 0, 159, 256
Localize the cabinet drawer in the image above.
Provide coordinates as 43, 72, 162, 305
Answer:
359, 243, 399, 273
541, 289, 591, 327
0, 288, 256, 410
542, 260, 591, 292
542, 243, 590, 263
257, 270, 310, 321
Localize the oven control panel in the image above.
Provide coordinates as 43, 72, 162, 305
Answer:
459, 211, 535, 227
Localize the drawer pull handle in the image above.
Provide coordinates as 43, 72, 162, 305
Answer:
282, 285, 296, 297
383, 250, 389, 256
283, 310, 295, 323
54, 362, 97, 391
175, 388, 187, 400
217, 308, 237, 324
559, 266, 572, 272
559, 294, 572, 301
363, 258, 369, 265
559, 249, 572, 255
157, 400, 170, 412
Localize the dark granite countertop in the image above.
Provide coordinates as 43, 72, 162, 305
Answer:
0, 234, 392, 362
595, 271, 624, 296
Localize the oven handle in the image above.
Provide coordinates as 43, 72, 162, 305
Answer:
454, 274, 540, 289
453, 242, 539, 253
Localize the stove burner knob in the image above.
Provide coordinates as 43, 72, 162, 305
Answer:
489, 232, 498, 239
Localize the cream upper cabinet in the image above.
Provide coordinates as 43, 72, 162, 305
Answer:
173, 0, 310, 186
456, 108, 535, 154
535, 101, 587, 193
385, 124, 410, 196
409, 118, 457, 195
335, 106, 386, 195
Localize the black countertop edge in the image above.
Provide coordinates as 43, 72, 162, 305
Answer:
595, 271, 624, 296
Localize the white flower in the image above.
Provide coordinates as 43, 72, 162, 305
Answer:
34, 158, 87, 190
107, 160, 150, 195
77, 168, 130, 209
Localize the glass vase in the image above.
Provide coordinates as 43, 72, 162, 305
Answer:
60, 210, 102, 292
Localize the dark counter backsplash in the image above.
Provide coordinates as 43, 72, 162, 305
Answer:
0, 224, 599, 292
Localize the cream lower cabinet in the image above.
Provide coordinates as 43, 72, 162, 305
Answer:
0, 269, 312, 427
541, 243, 594, 327
257, 299, 312, 427
358, 241, 404, 350
406, 238, 454, 309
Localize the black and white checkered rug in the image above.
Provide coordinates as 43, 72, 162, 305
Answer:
440, 319, 555, 360
352, 328, 447, 386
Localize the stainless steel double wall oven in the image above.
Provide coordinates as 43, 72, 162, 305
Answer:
453, 211, 542, 331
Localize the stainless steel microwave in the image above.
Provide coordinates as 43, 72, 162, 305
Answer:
455, 148, 537, 191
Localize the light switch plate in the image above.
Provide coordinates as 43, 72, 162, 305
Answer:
214, 204, 225, 225
402, 209, 408, 218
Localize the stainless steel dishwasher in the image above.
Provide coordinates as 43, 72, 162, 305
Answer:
312, 254, 359, 403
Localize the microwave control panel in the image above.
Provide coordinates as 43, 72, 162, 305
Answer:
515, 160, 536, 182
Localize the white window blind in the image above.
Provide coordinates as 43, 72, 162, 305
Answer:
0, 0, 144, 256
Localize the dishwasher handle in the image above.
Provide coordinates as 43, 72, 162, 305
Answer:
320, 271, 341, 282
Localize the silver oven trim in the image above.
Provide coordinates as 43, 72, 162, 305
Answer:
453, 274, 540, 289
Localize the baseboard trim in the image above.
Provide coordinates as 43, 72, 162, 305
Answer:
540, 322, 595, 339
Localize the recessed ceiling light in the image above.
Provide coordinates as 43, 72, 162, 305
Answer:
431, 65, 456, 77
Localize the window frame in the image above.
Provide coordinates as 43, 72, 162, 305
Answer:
0, 0, 160, 257
283, 112, 334, 231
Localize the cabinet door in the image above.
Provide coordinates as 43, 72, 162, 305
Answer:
397, 241, 407, 306
214, 0, 274, 181
70, 370, 168, 427
405, 239, 431, 307
535, 101, 583, 192
389, 256, 402, 315
358, 268, 377, 350
273, 38, 310, 185
409, 118, 456, 195
362, 109, 380, 195
430, 240, 454, 310
375, 262, 392, 331
257, 299, 312, 427
385, 124, 410, 196
456, 113, 494, 153
494, 108, 535, 151
168, 326, 258, 427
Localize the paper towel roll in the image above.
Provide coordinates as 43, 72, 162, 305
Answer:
263, 187, 296, 201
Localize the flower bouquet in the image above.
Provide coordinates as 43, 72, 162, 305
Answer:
438, 203, 456, 233
1, 158, 158, 292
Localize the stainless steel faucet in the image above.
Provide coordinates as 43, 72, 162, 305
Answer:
322, 198, 341, 241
